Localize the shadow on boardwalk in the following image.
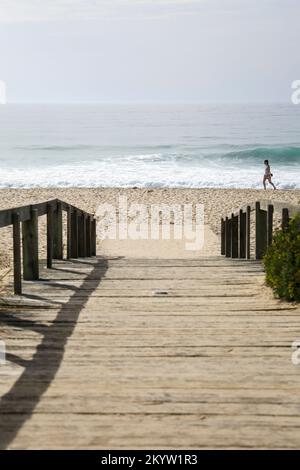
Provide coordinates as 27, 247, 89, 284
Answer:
0, 258, 108, 450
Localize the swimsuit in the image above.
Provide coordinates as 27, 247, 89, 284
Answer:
265, 166, 272, 178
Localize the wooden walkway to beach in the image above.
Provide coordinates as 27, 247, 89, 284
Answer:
1, 255, 300, 449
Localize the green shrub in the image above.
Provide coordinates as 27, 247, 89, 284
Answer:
263, 214, 300, 301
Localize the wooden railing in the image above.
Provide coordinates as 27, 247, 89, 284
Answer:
0, 199, 96, 295
221, 199, 300, 261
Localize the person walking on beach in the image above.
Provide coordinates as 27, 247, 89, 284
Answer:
263, 160, 276, 190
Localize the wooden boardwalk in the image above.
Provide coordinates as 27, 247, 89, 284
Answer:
1, 256, 300, 449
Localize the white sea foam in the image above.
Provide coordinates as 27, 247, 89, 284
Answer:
0, 158, 298, 189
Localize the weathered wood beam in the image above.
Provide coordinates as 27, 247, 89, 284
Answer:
255, 201, 267, 260
0, 199, 94, 229
22, 208, 39, 280
231, 213, 239, 258
225, 216, 231, 257
91, 219, 96, 256
71, 210, 79, 258
12, 212, 22, 295
282, 208, 290, 231
53, 201, 63, 259
86, 216, 92, 257
221, 218, 225, 255
239, 209, 246, 259
67, 205, 72, 259
267, 204, 274, 247
78, 213, 86, 258
47, 204, 54, 269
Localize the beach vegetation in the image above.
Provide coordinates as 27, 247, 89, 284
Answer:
264, 214, 300, 301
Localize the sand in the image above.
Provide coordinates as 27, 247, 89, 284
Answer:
0, 187, 299, 271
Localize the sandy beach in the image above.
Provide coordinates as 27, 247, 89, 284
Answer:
0, 188, 299, 273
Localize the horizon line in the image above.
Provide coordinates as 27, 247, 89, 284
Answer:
1, 100, 294, 106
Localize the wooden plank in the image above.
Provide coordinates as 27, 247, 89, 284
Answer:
71, 210, 78, 258
0, 201, 52, 228
86, 216, 91, 257
22, 208, 39, 280
0, 198, 94, 229
239, 209, 246, 259
12, 212, 22, 295
47, 204, 54, 269
267, 204, 274, 247
91, 219, 96, 256
225, 217, 231, 257
255, 201, 267, 260
78, 213, 86, 258
1, 256, 300, 450
221, 218, 225, 255
246, 205, 251, 260
67, 206, 71, 259
231, 213, 238, 258
53, 201, 63, 260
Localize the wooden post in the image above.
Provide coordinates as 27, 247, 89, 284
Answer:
82, 214, 87, 257
239, 209, 246, 259
47, 204, 54, 269
71, 210, 78, 258
86, 216, 91, 257
22, 208, 39, 280
255, 201, 267, 260
91, 218, 96, 256
221, 218, 225, 255
225, 216, 231, 257
12, 212, 22, 295
246, 205, 251, 260
267, 204, 274, 247
78, 213, 86, 257
53, 201, 63, 259
67, 206, 71, 259
78, 212, 83, 257
231, 213, 239, 258
282, 208, 289, 231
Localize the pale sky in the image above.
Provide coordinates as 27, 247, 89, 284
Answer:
0, 0, 299, 103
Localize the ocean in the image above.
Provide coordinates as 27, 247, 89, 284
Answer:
0, 103, 300, 189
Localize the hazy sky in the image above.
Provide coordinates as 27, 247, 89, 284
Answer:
0, 0, 299, 103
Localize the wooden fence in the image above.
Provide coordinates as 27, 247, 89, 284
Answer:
0, 199, 96, 295
221, 199, 300, 260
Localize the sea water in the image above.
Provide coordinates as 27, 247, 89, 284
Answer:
0, 103, 299, 189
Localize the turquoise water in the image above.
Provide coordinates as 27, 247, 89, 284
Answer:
0, 103, 300, 188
